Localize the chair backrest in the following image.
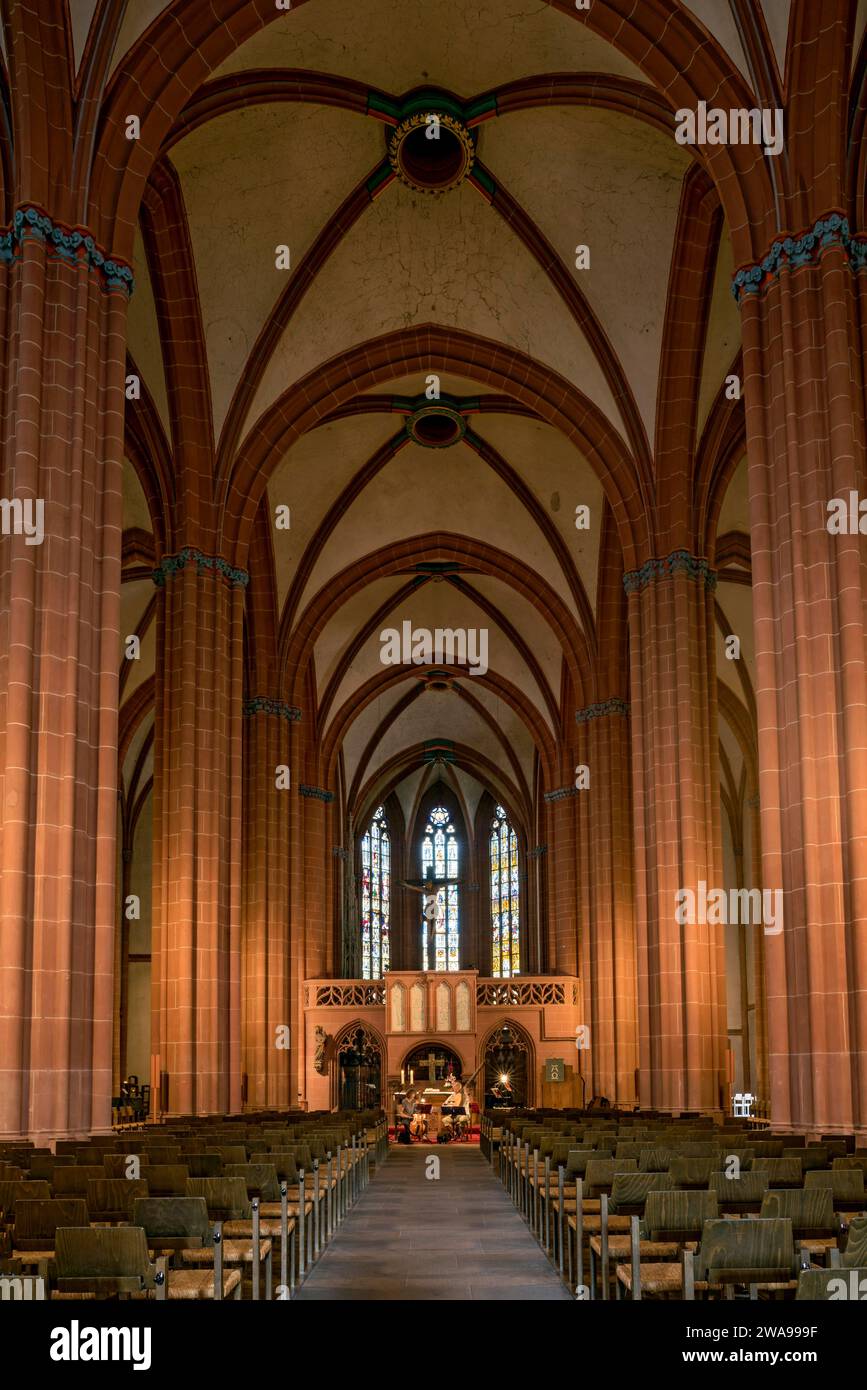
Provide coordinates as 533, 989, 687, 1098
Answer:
750, 1140, 784, 1158
55, 1226, 157, 1293
709, 1171, 769, 1205
51, 1166, 104, 1197
760, 1187, 835, 1232
716, 1148, 754, 1170
669, 1157, 718, 1189
251, 1150, 300, 1183
753, 1158, 803, 1186
186, 1176, 251, 1219
143, 1164, 190, 1196
225, 1164, 281, 1201
132, 1196, 211, 1241
0, 1179, 52, 1214
796, 1267, 867, 1300
186, 1154, 223, 1178
644, 1189, 718, 1240
804, 1169, 865, 1200
608, 1172, 669, 1214
86, 1178, 150, 1218
697, 1217, 797, 1284
584, 1158, 638, 1195
843, 1215, 867, 1266
786, 1146, 828, 1172
13, 1198, 88, 1242
209, 1145, 248, 1165
639, 1147, 673, 1173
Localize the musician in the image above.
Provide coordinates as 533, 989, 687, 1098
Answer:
396, 1087, 416, 1143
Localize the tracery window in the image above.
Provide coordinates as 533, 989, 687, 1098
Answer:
490, 804, 520, 977
421, 806, 459, 971
361, 806, 390, 978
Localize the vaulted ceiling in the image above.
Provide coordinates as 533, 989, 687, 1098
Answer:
104, 0, 867, 844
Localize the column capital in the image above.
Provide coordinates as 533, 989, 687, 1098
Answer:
0, 204, 135, 297
623, 550, 716, 595
152, 547, 249, 589
299, 784, 334, 803
731, 211, 867, 306
575, 697, 629, 724
243, 696, 301, 723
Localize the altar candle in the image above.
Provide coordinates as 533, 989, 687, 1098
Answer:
401, 1068, 405, 1085
410, 1069, 414, 1083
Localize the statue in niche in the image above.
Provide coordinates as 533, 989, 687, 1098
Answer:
314, 1026, 330, 1075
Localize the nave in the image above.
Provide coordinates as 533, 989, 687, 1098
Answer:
295, 1144, 570, 1301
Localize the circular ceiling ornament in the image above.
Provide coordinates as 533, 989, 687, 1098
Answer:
406, 403, 467, 449
388, 112, 475, 194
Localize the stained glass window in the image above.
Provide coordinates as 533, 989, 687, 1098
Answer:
490, 804, 520, 977
421, 805, 459, 971
361, 806, 390, 979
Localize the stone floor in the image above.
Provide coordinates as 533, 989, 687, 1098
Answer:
294, 1143, 572, 1300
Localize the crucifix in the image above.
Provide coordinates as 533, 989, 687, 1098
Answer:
425, 1051, 440, 1082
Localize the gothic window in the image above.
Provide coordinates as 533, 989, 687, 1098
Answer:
490, 804, 520, 977
361, 806, 390, 979
421, 805, 459, 971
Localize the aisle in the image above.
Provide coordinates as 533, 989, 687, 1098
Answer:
295, 1143, 572, 1300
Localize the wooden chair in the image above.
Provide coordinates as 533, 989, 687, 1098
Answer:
804, 1168, 866, 1214
754, 1157, 803, 1188
669, 1158, 719, 1190
615, 1190, 719, 1299
55, 1222, 240, 1300
86, 1179, 150, 1223
709, 1170, 769, 1214
184, 1178, 273, 1299
695, 1216, 799, 1298
51, 1166, 104, 1198
796, 1265, 867, 1298
760, 1188, 839, 1262
10, 1199, 88, 1268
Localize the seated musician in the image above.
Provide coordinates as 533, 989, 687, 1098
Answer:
396, 1087, 416, 1142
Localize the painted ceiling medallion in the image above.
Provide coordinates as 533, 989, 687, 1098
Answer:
388, 111, 475, 194
407, 402, 467, 448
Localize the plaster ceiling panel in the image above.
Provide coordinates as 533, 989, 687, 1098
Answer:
123, 459, 153, 534
214, 0, 646, 93
340, 682, 408, 785
471, 414, 603, 612
120, 579, 153, 660
171, 104, 385, 439
315, 576, 409, 698
121, 709, 154, 795
453, 767, 487, 827
267, 415, 398, 613
297, 439, 577, 623
759, 0, 791, 78
697, 226, 740, 436
718, 711, 745, 785
391, 767, 426, 828
680, 1, 752, 85
716, 583, 756, 696
465, 574, 564, 698
363, 371, 496, 399
69, 0, 97, 71
454, 680, 537, 787
128, 230, 170, 435
717, 456, 750, 538
121, 613, 156, 705
363, 689, 510, 785
480, 107, 690, 445
243, 181, 629, 445
325, 582, 553, 731
109, 0, 168, 77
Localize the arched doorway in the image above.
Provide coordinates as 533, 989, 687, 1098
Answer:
481, 1020, 534, 1107
401, 1041, 465, 1086
333, 1023, 384, 1111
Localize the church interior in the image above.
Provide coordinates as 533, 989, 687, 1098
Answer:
2, 0, 867, 1314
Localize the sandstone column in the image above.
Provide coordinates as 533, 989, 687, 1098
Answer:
0, 215, 128, 1140
150, 550, 244, 1116
737, 222, 867, 1136
626, 555, 727, 1112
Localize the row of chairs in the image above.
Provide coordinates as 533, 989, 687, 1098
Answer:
0, 1110, 387, 1299
485, 1109, 867, 1301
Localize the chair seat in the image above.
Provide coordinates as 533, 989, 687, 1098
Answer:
590, 1237, 679, 1259
617, 1262, 684, 1295
799, 1237, 838, 1253
567, 1214, 631, 1234
258, 1204, 309, 1222
554, 1199, 601, 1215
10, 1249, 53, 1265
166, 1268, 242, 1299
181, 1239, 271, 1264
